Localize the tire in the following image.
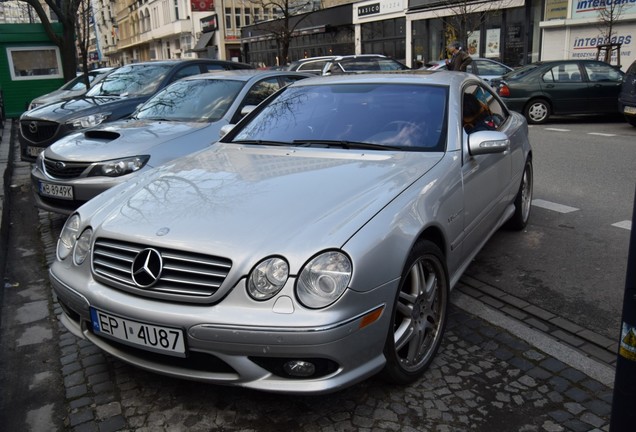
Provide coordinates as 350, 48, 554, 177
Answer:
524, 99, 550, 124
382, 240, 449, 384
506, 158, 533, 230
625, 115, 636, 127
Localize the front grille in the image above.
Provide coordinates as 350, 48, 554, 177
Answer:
43, 157, 92, 179
20, 120, 59, 143
92, 238, 232, 302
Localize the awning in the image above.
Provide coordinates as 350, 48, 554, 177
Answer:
192, 31, 215, 52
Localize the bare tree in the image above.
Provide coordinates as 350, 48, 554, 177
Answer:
75, 0, 93, 88
435, 0, 513, 55
16, 0, 84, 81
594, 0, 628, 65
247, 0, 318, 65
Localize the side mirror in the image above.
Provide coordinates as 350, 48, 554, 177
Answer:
240, 105, 257, 117
219, 124, 234, 138
467, 130, 510, 155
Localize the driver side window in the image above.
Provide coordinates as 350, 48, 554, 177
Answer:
462, 83, 507, 134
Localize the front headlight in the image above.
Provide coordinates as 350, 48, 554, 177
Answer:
89, 155, 149, 177
73, 228, 93, 265
67, 112, 110, 129
248, 257, 289, 300
296, 251, 352, 309
57, 214, 81, 260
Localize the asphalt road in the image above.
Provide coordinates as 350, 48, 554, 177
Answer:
466, 114, 636, 341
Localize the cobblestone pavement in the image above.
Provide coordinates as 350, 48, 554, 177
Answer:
0, 121, 618, 431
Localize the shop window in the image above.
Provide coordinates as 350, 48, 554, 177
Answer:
6, 46, 63, 80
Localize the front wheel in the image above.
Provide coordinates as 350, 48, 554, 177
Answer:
382, 240, 449, 384
506, 158, 533, 230
524, 99, 550, 124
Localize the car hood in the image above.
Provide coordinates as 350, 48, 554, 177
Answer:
83, 143, 443, 271
45, 120, 213, 162
32, 89, 83, 105
21, 95, 145, 122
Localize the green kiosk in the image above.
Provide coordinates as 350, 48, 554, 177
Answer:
0, 23, 65, 119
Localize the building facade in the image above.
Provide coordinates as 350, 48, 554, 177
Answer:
241, 0, 635, 70
540, 0, 636, 69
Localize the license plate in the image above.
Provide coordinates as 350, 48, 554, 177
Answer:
27, 146, 45, 157
624, 106, 636, 115
90, 308, 186, 357
39, 181, 73, 200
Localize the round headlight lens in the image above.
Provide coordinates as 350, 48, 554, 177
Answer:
57, 214, 81, 260
73, 228, 93, 265
247, 257, 289, 300
296, 251, 352, 309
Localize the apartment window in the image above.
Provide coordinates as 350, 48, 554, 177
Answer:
235, 8, 241, 28
174, 0, 179, 20
225, 7, 232, 29
244, 8, 250, 26
254, 7, 261, 22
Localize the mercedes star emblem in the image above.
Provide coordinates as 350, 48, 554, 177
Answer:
131, 248, 163, 288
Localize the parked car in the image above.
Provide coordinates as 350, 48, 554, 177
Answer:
490, 59, 624, 124
286, 54, 409, 75
618, 58, 636, 127
28, 67, 115, 111
425, 58, 513, 84
285, 56, 337, 74
31, 70, 311, 215
19, 59, 253, 161
50, 71, 532, 394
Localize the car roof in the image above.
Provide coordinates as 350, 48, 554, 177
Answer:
122, 59, 252, 68
181, 70, 313, 82
288, 70, 462, 87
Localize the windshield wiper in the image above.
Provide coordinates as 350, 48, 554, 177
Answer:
232, 139, 293, 146
292, 140, 402, 150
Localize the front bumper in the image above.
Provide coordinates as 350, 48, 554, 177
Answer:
31, 166, 125, 215
50, 265, 395, 394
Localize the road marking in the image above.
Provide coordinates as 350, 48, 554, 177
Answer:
545, 128, 571, 132
612, 220, 632, 231
532, 199, 579, 213
588, 132, 617, 137
452, 292, 616, 388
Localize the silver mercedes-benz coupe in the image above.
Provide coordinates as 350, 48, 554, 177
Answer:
50, 71, 533, 394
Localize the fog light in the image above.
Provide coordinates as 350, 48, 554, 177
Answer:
283, 360, 316, 377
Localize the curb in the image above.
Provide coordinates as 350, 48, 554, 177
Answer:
0, 119, 14, 318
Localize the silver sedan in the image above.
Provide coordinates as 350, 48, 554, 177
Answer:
31, 70, 310, 214
50, 71, 532, 394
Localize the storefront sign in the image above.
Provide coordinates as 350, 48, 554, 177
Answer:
201, 14, 218, 33
545, 0, 568, 20
572, 0, 636, 18
358, 3, 381, 16
485, 29, 500, 58
191, 0, 214, 12
355, 0, 405, 20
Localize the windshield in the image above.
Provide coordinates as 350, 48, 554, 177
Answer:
135, 79, 245, 122
233, 83, 448, 151
86, 64, 172, 97
504, 63, 542, 80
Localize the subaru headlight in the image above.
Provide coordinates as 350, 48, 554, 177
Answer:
67, 112, 110, 129
296, 251, 352, 309
57, 214, 81, 260
73, 228, 93, 265
90, 155, 150, 177
248, 257, 289, 300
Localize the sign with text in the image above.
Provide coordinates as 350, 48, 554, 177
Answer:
191, 0, 214, 12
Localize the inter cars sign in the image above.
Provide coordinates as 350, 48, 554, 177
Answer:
191, 0, 214, 12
